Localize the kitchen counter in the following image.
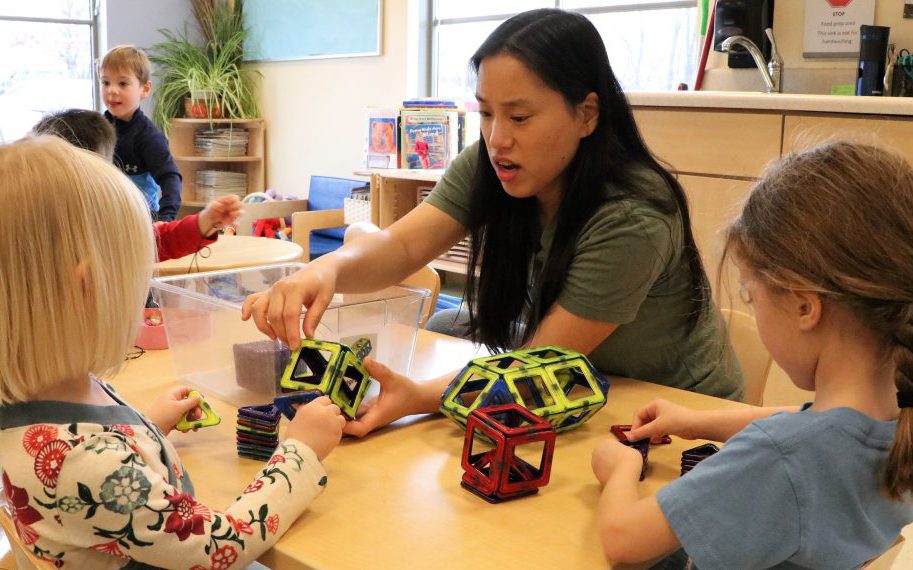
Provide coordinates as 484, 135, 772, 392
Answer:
628, 90, 913, 321
628, 91, 913, 117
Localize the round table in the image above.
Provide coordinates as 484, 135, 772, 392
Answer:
154, 235, 303, 276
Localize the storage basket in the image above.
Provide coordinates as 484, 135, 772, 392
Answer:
344, 197, 372, 225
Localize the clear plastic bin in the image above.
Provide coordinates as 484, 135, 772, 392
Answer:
150, 263, 429, 407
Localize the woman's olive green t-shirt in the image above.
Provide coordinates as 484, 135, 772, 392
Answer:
424, 143, 744, 400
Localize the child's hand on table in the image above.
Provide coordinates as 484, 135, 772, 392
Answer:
145, 386, 203, 434
627, 398, 701, 443
286, 396, 345, 461
198, 195, 243, 237
591, 439, 644, 486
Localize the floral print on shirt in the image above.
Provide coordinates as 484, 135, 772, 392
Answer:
0, 414, 325, 570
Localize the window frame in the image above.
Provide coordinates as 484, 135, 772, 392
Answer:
0, 0, 103, 123
422, 0, 697, 97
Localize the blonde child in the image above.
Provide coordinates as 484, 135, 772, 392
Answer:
591, 141, 913, 568
0, 137, 345, 569
32, 108, 241, 261
100, 45, 182, 221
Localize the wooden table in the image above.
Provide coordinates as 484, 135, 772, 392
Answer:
154, 235, 303, 276
111, 331, 747, 569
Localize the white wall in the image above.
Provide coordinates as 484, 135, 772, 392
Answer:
251, 0, 410, 197
104, 0, 198, 116
704, 0, 913, 93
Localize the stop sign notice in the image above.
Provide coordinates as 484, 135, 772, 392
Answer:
827, 0, 853, 7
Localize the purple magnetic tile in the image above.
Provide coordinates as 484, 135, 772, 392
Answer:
237, 432, 279, 446
682, 443, 720, 461
274, 390, 323, 420
236, 417, 280, 431
627, 437, 650, 481
238, 403, 281, 423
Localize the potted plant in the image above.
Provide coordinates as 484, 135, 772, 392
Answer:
148, 0, 259, 134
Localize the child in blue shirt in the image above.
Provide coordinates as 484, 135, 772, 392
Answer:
100, 45, 182, 221
591, 141, 913, 568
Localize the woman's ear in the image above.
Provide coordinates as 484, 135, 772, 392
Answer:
793, 290, 822, 332
579, 92, 599, 137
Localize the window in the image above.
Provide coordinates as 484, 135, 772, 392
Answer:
0, 0, 100, 143
429, 0, 697, 101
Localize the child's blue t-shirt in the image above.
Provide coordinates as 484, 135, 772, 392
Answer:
656, 405, 913, 569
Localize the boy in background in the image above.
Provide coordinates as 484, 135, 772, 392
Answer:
100, 45, 182, 221
33, 108, 241, 260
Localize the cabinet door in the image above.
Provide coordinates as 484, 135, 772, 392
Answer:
679, 174, 754, 313
634, 109, 782, 178
783, 115, 913, 159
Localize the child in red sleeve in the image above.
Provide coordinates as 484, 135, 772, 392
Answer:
32, 108, 241, 261
154, 195, 241, 261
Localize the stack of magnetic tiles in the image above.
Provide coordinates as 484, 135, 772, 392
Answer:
680, 443, 719, 476
236, 404, 281, 461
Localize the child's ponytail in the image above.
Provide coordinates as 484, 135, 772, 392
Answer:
885, 305, 913, 499
722, 141, 913, 501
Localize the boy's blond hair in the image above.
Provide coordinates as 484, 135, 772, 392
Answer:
100, 44, 152, 84
0, 137, 155, 404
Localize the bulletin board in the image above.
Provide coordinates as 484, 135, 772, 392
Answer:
243, 0, 382, 62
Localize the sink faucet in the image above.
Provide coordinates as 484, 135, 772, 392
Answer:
721, 28, 783, 93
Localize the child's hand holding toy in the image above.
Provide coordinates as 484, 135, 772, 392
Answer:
285, 396, 345, 461
627, 398, 702, 443
198, 195, 243, 237
591, 438, 644, 486
145, 386, 205, 434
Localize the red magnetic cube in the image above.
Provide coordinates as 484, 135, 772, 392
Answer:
461, 403, 557, 503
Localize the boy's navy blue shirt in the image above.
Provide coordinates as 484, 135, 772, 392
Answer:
105, 108, 182, 221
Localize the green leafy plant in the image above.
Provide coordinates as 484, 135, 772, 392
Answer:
148, 0, 259, 134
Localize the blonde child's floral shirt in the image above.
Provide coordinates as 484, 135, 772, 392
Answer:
0, 382, 327, 569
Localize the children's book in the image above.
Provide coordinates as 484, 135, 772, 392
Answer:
399, 108, 466, 170
401, 98, 457, 109
364, 108, 399, 169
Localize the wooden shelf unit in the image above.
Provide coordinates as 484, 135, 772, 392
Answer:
168, 118, 265, 213
364, 170, 472, 275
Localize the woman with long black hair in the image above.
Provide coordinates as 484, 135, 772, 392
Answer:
242, 9, 744, 436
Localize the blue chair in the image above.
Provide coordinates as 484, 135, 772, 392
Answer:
291, 176, 367, 260
435, 293, 462, 313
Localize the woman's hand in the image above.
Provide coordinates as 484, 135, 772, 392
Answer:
343, 359, 432, 438
626, 398, 702, 442
285, 396, 346, 461
241, 263, 338, 347
145, 386, 203, 434
591, 438, 643, 486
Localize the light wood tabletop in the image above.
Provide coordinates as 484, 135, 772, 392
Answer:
154, 235, 303, 276
112, 331, 748, 570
